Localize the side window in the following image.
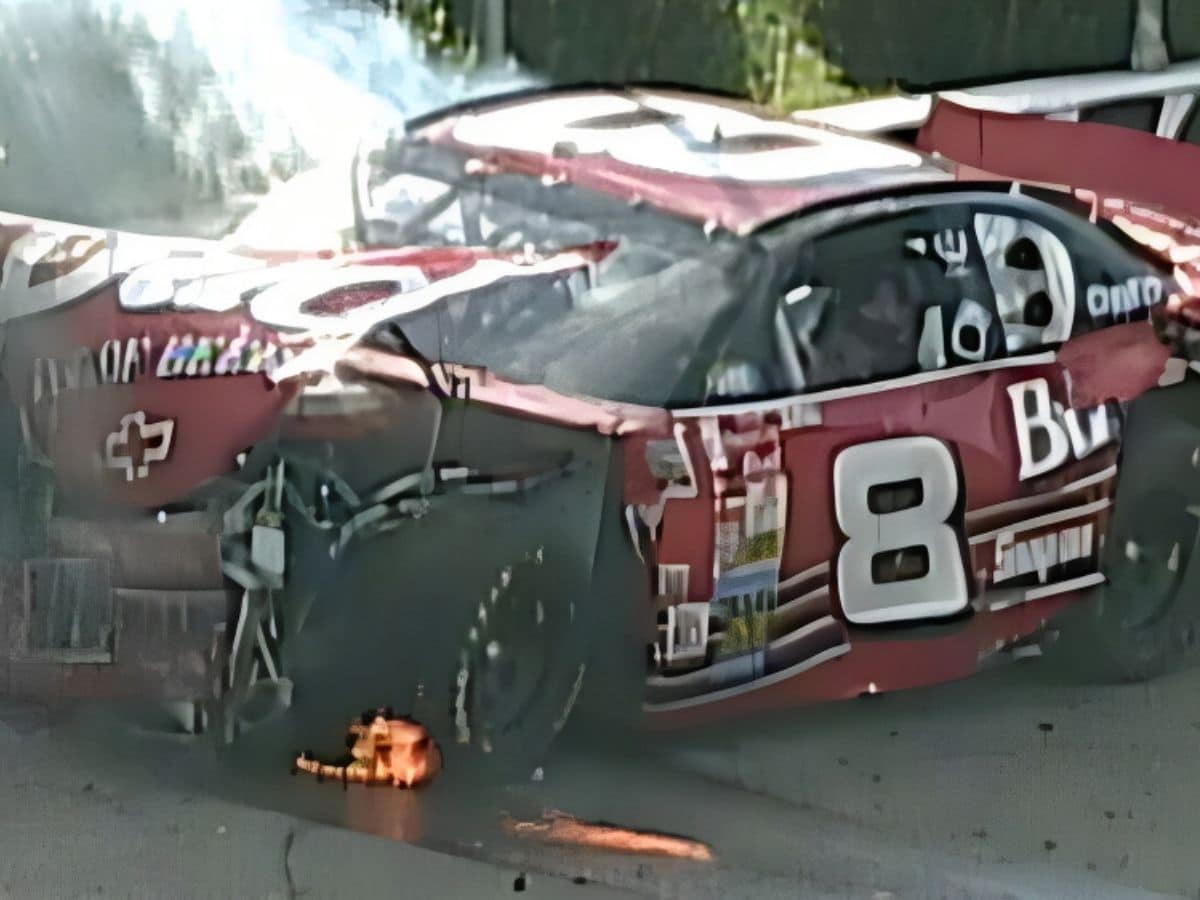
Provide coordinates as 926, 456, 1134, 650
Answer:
1020, 188, 1174, 334
973, 211, 1075, 352
776, 204, 1009, 393
706, 195, 1170, 404
1078, 98, 1164, 133
774, 201, 1101, 394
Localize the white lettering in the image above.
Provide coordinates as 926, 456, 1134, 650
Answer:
834, 436, 968, 624
184, 336, 214, 377
121, 337, 142, 383
99, 340, 122, 384
1063, 404, 1113, 459
1008, 379, 1071, 479
62, 347, 97, 390
1087, 284, 1110, 317
993, 522, 1098, 584
156, 335, 179, 378
216, 330, 247, 375
1085, 277, 1165, 319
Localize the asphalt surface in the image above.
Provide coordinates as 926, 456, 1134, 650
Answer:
0, 702, 628, 899
1, 651, 1196, 898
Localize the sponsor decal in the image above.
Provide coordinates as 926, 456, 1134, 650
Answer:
104, 411, 175, 481
1007, 378, 1117, 480
32, 327, 294, 393
1085, 276, 1163, 321
154, 327, 291, 380
992, 522, 1096, 585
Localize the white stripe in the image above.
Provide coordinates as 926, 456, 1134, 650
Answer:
779, 560, 831, 591
968, 498, 1112, 546
624, 505, 645, 563
647, 614, 844, 690
965, 465, 1118, 524
644, 642, 851, 714
673, 352, 1057, 419
766, 614, 841, 652
775, 584, 830, 616
990, 571, 1107, 610
1025, 572, 1106, 603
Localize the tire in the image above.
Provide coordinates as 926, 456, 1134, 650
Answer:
1073, 377, 1200, 681
447, 450, 651, 771
446, 547, 589, 770
263, 422, 628, 784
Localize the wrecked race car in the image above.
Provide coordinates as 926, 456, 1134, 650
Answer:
1, 86, 1198, 777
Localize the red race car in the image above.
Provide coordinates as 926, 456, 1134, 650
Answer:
0, 87, 1195, 775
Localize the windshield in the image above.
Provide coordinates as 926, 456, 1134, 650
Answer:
354, 129, 712, 257
354, 128, 773, 408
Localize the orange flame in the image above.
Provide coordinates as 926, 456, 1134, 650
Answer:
293, 712, 442, 788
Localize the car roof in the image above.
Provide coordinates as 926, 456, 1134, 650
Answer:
407, 86, 952, 235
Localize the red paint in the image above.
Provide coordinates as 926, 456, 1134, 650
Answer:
648, 592, 1077, 729
918, 101, 1200, 219
656, 426, 717, 603
2, 283, 298, 509
424, 120, 949, 234
46, 375, 296, 509
1057, 321, 1169, 408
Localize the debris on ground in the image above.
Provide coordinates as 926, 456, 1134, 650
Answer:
502, 810, 713, 861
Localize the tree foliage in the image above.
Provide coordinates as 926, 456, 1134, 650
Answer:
386, 0, 876, 112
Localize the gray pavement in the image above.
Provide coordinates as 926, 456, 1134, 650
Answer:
0, 702, 631, 899
2, 652, 1195, 898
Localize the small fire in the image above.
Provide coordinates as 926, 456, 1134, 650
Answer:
293, 709, 442, 788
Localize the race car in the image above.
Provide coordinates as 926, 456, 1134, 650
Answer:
0, 86, 1196, 776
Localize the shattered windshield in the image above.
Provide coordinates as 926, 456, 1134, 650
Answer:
355, 129, 712, 256
355, 130, 772, 408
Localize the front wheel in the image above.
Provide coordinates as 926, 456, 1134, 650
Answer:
445, 547, 589, 772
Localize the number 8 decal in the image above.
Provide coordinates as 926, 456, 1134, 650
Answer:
833, 436, 969, 624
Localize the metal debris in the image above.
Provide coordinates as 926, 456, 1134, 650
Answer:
502, 810, 713, 861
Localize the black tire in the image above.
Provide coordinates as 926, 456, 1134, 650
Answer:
261, 421, 629, 784
1072, 377, 1200, 681
447, 547, 589, 769
447, 450, 651, 771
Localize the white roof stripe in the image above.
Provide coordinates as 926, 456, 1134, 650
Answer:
941, 57, 1200, 115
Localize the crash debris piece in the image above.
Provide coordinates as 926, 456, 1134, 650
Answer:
293, 709, 442, 788
502, 810, 713, 862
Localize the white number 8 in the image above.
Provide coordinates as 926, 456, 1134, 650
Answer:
833, 436, 969, 624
